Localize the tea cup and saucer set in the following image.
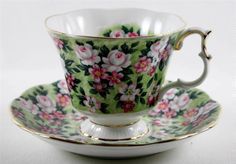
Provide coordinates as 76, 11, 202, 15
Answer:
10, 8, 221, 158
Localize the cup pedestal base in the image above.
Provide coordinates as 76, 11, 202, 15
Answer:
80, 119, 149, 141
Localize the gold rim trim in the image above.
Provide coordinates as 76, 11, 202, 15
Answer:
79, 127, 149, 142
45, 8, 187, 39
89, 119, 140, 128
174, 28, 212, 60
9, 105, 221, 147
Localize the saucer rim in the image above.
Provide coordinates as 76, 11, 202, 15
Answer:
11, 115, 219, 147
9, 80, 221, 147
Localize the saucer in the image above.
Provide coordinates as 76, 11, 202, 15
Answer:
10, 80, 221, 158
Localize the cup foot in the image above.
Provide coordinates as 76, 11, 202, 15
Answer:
80, 119, 149, 141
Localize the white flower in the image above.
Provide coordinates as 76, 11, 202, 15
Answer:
169, 93, 190, 112
102, 50, 131, 72
178, 93, 190, 108
159, 44, 172, 61
110, 30, 125, 38
147, 37, 169, 66
36, 95, 56, 113
57, 80, 69, 94
31, 105, 39, 115
74, 44, 100, 65
83, 96, 101, 113
119, 83, 140, 101
163, 88, 178, 100
19, 98, 32, 109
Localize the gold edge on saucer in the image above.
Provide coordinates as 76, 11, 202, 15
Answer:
9, 104, 221, 147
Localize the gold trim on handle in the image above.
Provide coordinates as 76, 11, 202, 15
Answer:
174, 28, 212, 60
158, 27, 213, 99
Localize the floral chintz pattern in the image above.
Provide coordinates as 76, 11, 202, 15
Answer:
51, 25, 178, 114
50, 24, 177, 114
101, 24, 143, 38
11, 80, 220, 144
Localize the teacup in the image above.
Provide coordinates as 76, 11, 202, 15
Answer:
45, 8, 212, 141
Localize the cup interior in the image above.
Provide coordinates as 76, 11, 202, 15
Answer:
45, 8, 186, 37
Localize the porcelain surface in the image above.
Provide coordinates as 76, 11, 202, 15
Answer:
46, 8, 185, 116
46, 9, 212, 133
11, 80, 220, 146
49, 23, 177, 115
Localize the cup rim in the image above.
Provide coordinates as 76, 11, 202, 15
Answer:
45, 8, 187, 39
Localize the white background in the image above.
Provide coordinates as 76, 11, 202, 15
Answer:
1, 0, 236, 163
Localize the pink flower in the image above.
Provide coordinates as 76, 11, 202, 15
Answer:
164, 110, 176, 119
19, 98, 31, 109
148, 66, 156, 76
157, 100, 169, 113
83, 96, 101, 113
18, 98, 39, 115
93, 83, 106, 92
151, 37, 168, 55
152, 119, 162, 126
182, 121, 190, 126
182, 107, 206, 124
153, 119, 171, 126
147, 37, 169, 65
160, 45, 171, 61
74, 44, 100, 65
56, 94, 70, 107
106, 71, 123, 86
65, 73, 75, 91
52, 111, 65, 120
169, 93, 190, 112
31, 105, 39, 115
134, 56, 151, 73
163, 88, 178, 100
121, 101, 135, 113
36, 95, 56, 113
148, 106, 161, 116
119, 83, 140, 101
36, 95, 52, 107
89, 65, 108, 82
147, 95, 156, 106
110, 30, 125, 38
39, 112, 53, 121
178, 93, 190, 108
57, 80, 69, 94
102, 50, 131, 72
126, 32, 139, 38
53, 38, 64, 49
183, 108, 198, 119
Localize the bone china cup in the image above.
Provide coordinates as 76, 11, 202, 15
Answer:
45, 8, 212, 141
